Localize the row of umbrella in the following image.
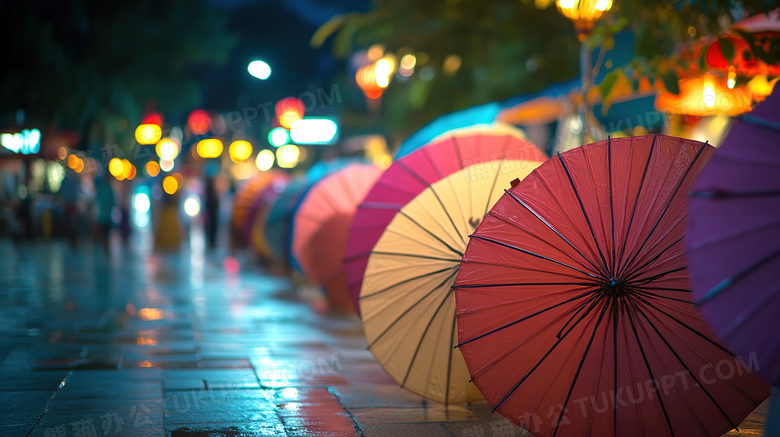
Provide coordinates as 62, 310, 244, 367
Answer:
233, 90, 778, 436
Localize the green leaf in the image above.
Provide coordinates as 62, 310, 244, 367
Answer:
311, 14, 345, 49
661, 69, 680, 95
598, 71, 620, 100
719, 37, 735, 63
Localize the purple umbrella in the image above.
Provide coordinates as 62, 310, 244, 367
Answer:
687, 90, 780, 435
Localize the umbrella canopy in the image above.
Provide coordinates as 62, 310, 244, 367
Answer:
455, 135, 768, 437
292, 163, 383, 313
264, 159, 357, 268
688, 90, 780, 387
345, 130, 546, 314
360, 157, 542, 404
249, 180, 288, 258
233, 171, 289, 237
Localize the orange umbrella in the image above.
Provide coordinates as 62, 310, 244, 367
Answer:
292, 163, 383, 312
232, 171, 289, 240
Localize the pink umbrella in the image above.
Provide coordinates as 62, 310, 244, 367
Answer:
344, 130, 546, 314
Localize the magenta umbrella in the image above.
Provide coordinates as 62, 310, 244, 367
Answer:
687, 90, 780, 433
343, 130, 546, 314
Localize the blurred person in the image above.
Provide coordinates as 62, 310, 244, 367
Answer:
60, 174, 80, 247
95, 173, 115, 254
204, 177, 219, 250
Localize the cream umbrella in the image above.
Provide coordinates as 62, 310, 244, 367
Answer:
360, 157, 543, 404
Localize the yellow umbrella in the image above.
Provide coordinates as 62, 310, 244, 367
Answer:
360, 157, 543, 404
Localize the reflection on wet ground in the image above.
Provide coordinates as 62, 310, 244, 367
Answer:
0, 238, 768, 436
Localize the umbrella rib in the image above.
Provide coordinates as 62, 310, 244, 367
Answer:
629, 293, 738, 358
400, 287, 454, 389
612, 297, 620, 436
555, 291, 603, 339
369, 251, 462, 263
616, 134, 657, 277
609, 136, 617, 275
360, 265, 458, 300
689, 189, 780, 199
699, 246, 780, 304
398, 210, 464, 257
422, 146, 445, 179
452, 135, 465, 170
631, 266, 687, 285
491, 293, 607, 413
628, 288, 693, 305
618, 143, 707, 278
457, 290, 595, 347
504, 190, 605, 278
624, 301, 677, 437
557, 152, 611, 276
395, 159, 431, 188
429, 184, 466, 246
454, 281, 598, 289
622, 236, 684, 283
366, 270, 458, 349
470, 234, 598, 279
629, 298, 740, 430
551, 301, 610, 437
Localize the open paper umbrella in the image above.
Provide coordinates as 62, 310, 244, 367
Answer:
687, 91, 780, 431
455, 135, 769, 437
360, 157, 542, 404
345, 130, 546, 314
233, 171, 288, 237
292, 163, 383, 313
249, 180, 288, 258
264, 159, 357, 268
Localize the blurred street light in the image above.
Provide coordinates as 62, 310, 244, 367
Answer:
162, 176, 178, 194
229, 140, 253, 163
197, 139, 223, 158
248, 60, 272, 80
135, 124, 162, 145
255, 149, 275, 171
268, 127, 290, 147
276, 144, 299, 168
290, 118, 339, 145
156, 138, 179, 160
556, 0, 613, 42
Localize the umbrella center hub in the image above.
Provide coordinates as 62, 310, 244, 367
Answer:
604, 278, 627, 297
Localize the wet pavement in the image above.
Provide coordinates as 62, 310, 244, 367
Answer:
0, 234, 768, 437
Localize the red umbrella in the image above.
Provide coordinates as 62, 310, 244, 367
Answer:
344, 129, 545, 314
455, 135, 768, 437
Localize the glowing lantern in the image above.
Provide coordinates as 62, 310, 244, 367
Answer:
268, 127, 290, 147
67, 154, 79, 169
162, 176, 178, 195
135, 124, 162, 145
73, 157, 84, 173
197, 139, 223, 158
155, 138, 179, 160
556, 0, 613, 41
229, 140, 253, 163
275, 98, 305, 129
255, 149, 275, 171
187, 109, 210, 135
356, 65, 382, 99
146, 161, 160, 177
58, 147, 68, 160
655, 74, 776, 117
121, 159, 134, 180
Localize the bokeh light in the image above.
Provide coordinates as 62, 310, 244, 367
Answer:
162, 176, 178, 194
156, 138, 180, 160
197, 139, 223, 158
109, 158, 124, 178
229, 140, 253, 163
184, 196, 201, 217
146, 161, 160, 177
133, 192, 151, 214
276, 144, 299, 169
268, 127, 290, 147
248, 60, 272, 80
275, 97, 305, 129
255, 149, 275, 171
187, 109, 210, 135
160, 159, 174, 172
135, 124, 162, 145
57, 147, 68, 160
